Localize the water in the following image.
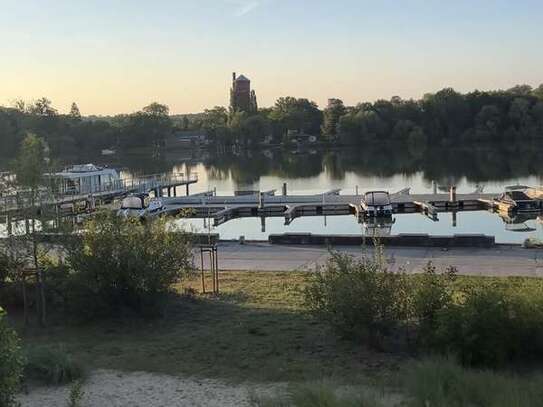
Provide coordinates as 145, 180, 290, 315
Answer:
3, 145, 543, 243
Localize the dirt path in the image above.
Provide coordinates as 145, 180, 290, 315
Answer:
18, 370, 279, 407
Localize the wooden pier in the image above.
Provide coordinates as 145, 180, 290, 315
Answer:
153, 188, 498, 227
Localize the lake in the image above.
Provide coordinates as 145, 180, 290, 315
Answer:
3, 144, 543, 243
97, 145, 543, 244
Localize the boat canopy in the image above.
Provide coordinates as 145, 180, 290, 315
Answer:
364, 191, 391, 206
121, 196, 144, 209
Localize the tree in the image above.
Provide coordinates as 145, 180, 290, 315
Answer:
122, 103, 172, 148
142, 102, 169, 117
322, 99, 346, 140
69, 102, 81, 121
475, 105, 501, 140
28, 97, 57, 116
507, 84, 533, 96
532, 84, 543, 100
269, 97, 322, 136
0, 308, 24, 407
12, 133, 46, 189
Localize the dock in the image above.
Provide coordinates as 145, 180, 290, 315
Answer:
153, 189, 498, 227
0, 172, 198, 221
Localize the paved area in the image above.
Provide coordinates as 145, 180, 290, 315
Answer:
199, 242, 543, 277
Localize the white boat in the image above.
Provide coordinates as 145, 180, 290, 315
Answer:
47, 164, 121, 196
118, 194, 165, 219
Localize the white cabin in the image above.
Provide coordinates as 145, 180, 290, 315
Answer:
49, 164, 121, 195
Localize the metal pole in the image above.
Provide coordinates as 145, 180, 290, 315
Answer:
210, 250, 216, 294
200, 249, 205, 294
214, 246, 219, 294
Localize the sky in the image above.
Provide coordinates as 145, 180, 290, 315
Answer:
1, 0, 542, 115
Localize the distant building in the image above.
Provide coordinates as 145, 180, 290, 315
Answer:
230, 72, 257, 113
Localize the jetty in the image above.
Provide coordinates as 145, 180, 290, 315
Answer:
0, 172, 198, 221
150, 187, 498, 227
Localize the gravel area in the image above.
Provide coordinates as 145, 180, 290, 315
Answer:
18, 369, 279, 407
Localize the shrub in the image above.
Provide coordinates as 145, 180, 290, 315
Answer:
305, 248, 543, 367
65, 213, 194, 319
305, 250, 409, 349
0, 307, 24, 407
411, 263, 456, 348
67, 380, 84, 407
24, 345, 84, 385
431, 283, 543, 367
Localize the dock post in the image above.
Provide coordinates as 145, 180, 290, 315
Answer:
173, 187, 177, 197
258, 192, 264, 209
261, 216, 266, 233
432, 181, 437, 195
282, 183, 287, 196
452, 211, 457, 227
449, 186, 457, 203
186, 184, 190, 196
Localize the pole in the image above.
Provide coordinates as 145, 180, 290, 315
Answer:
210, 251, 216, 294
214, 245, 219, 294
200, 249, 205, 294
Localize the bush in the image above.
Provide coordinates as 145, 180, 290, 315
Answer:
305, 249, 543, 367
411, 263, 456, 348
305, 250, 409, 349
64, 213, 194, 319
24, 345, 84, 385
431, 283, 543, 367
0, 307, 24, 407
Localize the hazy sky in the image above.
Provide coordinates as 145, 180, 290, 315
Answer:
1, 0, 542, 115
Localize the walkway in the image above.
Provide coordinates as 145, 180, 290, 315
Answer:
204, 242, 543, 277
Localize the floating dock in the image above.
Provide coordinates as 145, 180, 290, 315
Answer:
153, 188, 498, 227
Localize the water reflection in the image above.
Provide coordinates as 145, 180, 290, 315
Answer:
76, 145, 543, 189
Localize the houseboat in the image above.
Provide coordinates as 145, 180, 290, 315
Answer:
48, 164, 122, 196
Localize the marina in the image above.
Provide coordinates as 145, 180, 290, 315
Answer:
1, 153, 543, 244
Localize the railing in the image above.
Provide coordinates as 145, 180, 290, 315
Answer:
0, 172, 199, 213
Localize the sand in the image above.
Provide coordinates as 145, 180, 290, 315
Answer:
18, 369, 279, 407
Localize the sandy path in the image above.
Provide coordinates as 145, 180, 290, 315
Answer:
18, 370, 279, 407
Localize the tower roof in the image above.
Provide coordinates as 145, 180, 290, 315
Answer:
235, 74, 250, 82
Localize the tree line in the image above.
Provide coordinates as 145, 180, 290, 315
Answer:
1, 83, 542, 159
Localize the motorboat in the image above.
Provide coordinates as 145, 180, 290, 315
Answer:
493, 187, 543, 213
361, 191, 393, 217
118, 194, 166, 219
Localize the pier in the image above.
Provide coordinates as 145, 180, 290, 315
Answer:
0, 172, 198, 222
153, 188, 498, 227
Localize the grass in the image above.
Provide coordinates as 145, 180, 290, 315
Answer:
17, 271, 401, 383
24, 344, 84, 385
14, 270, 543, 406
251, 382, 389, 407
402, 357, 543, 407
